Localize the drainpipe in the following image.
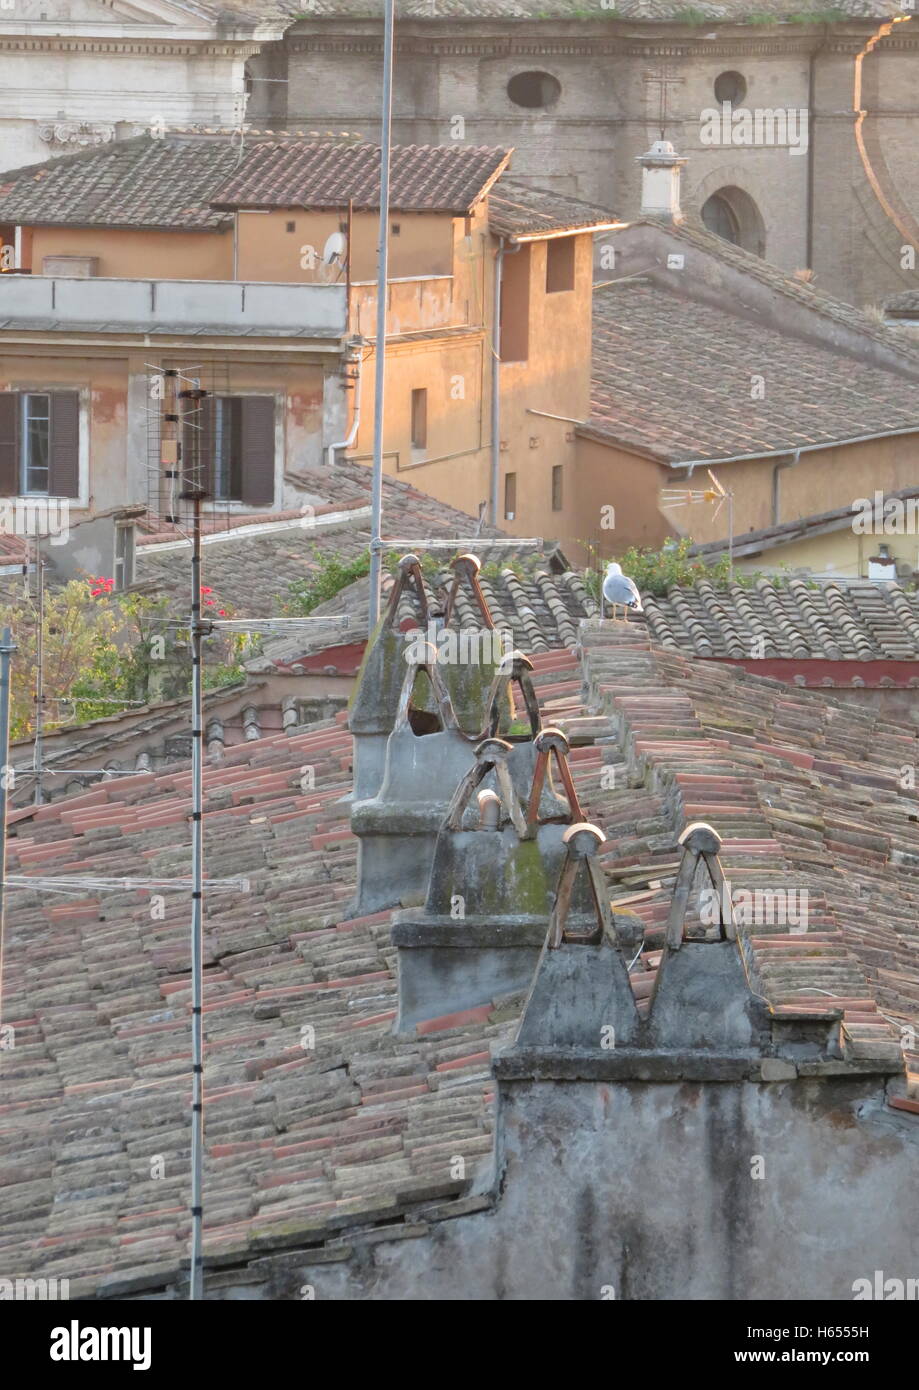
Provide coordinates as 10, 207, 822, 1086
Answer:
771, 449, 801, 526
491, 237, 521, 529
326, 341, 364, 468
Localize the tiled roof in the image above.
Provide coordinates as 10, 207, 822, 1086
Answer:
0, 137, 240, 232
284, 0, 900, 18
210, 142, 511, 213
251, 557, 590, 669
0, 652, 580, 1294
655, 216, 919, 370
642, 578, 919, 661
7, 681, 351, 806
487, 178, 619, 241
3, 624, 917, 1294
884, 291, 919, 318
587, 278, 919, 463
136, 460, 507, 618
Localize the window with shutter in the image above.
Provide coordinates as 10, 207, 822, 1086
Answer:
0, 392, 80, 499
239, 397, 275, 508
49, 393, 80, 499
180, 395, 275, 506
0, 393, 18, 497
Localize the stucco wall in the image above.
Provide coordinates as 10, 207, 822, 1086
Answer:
167, 1071, 919, 1301
670, 435, 919, 547
27, 226, 234, 281
1, 347, 336, 515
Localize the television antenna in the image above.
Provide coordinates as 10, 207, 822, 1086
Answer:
660, 469, 735, 578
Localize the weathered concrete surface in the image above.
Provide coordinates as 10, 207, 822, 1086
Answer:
647, 940, 772, 1052
391, 920, 545, 1031
389, 821, 600, 1027
184, 1074, 919, 1302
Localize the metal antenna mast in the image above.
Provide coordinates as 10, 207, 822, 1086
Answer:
0, 625, 16, 1032
187, 488, 205, 1301
33, 541, 45, 806
368, 0, 395, 630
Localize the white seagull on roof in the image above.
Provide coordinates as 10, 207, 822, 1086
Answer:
602, 561, 643, 621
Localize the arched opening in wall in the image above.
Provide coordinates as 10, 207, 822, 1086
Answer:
701, 186, 765, 258
713, 71, 747, 106
507, 71, 561, 110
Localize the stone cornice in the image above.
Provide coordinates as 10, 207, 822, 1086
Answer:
282, 32, 887, 59
0, 38, 264, 57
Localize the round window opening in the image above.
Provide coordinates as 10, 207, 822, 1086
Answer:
714, 70, 746, 106
507, 71, 561, 109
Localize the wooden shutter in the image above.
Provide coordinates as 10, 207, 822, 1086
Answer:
0, 393, 18, 497
49, 392, 80, 499
239, 396, 275, 507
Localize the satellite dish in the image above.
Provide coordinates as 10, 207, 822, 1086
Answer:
318, 230, 348, 282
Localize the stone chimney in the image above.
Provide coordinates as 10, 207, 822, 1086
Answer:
636, 139, 687, 220
348, 553, 570, 915
390, 736, 605, 1032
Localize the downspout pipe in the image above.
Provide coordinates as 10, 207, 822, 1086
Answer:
491, 237, 521, 529
326, 342, 364, 468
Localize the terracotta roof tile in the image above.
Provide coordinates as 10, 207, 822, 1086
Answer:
210, 142, 511, 214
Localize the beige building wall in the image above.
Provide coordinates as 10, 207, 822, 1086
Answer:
26, 226, 234, 281
235, 209, 455, 284
733, 525, 919, 581
668, 434, 919, 547
1, 343, 334, 517
569, 437, 674, 565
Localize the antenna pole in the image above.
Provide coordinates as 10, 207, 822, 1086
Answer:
0, 625, 16, 1025
33, 540, 44, 806
368, 0, 395, 630
188, 490, 205, 1300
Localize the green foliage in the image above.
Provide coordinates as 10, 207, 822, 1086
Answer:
279, 548, 398, 616
5, 579, 246, 739
581, 537, 741, 599
280, 549, 372, 616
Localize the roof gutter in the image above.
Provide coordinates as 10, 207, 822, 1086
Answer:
675, 422, 919, 474
502, 220, 625, 245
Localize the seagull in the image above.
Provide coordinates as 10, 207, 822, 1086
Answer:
602, 562, 643, 622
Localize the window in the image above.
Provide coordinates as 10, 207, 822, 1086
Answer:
500, 243, 530, 362
286, 221, 296, 233
504, 471, 516, 522
21, 393, 50, 494
391, 223, 401, 236
0, 391, 80, 498
545, 237, 575, 294
411, 389, 427, 450
551, 464, 563, 512
114, 523, 136, 591
213, 397, 244, 501
701, 193, 741, 246
701, 186, 766, 258
714, 71, 746, 105
181, 394, 275, 507
507, 71, 561, 109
